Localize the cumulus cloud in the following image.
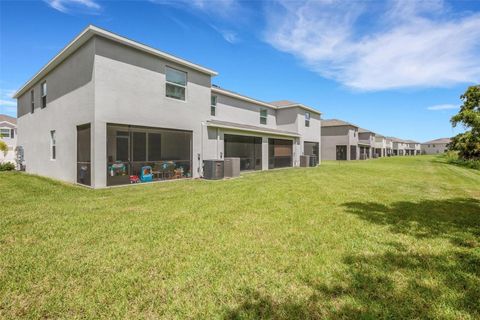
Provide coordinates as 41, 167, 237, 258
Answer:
45, 0, 101, 14
427, 104, 458, 111
264, 0, 480, 91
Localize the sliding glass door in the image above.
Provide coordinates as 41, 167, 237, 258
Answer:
268, 138, 293, 169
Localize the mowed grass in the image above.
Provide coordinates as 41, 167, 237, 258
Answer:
1, 156, 479, 319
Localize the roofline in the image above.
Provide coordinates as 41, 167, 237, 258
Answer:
0, 120, 17, 127
277, 104, 322, 115
322, 123, 359, 129
206, 121, 300, 138
212, 87, 277, 109
14, 25, 218, 98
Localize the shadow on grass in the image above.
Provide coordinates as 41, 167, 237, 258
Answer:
225, 198, 480, 319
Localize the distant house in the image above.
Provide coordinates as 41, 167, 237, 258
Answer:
389, 137, 407, 156
358, 128, 375, 160
0, 114, 17, 164
321, 119, 359, 160
421, 138, 451, 154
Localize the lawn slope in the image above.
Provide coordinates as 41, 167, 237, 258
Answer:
1, 156, 479, 319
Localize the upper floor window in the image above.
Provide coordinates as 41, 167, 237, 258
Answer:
41, 81, 47, 109
211, 95, 217, 116
305, 112, 310, 127
260, 109, 267, 125
30, 90, 35, 113
50, 130, 56, 160
165, 67, 186, 101
0, 128, 10, 138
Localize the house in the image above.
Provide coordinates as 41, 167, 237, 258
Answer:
373, 134, 393, 157
358, 128, 375, 159
0, 114, 17, 164
321, 119, 359, 160
421, 138, 451, 154
390, 137, 407, 156
13, 25, 321, 188
405, 140, 421, 155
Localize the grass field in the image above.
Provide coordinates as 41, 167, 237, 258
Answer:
1, 155, 479, 319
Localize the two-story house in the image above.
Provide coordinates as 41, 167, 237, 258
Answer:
421, 138, 451, 154
13, 26, 321, 188
321, 119, 359, 160
0, 114, 17, 164
358, 128, 375, 159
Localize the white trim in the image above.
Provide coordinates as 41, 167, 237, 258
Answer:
276, 104, 322, 115
207, 122, 300, 138
212, 87, 277, 109
14, 25, 217, 98
0, 121, 17, 127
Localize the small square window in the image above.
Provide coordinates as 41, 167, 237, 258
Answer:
260, 109, 267, 125
211, 95, 217, 116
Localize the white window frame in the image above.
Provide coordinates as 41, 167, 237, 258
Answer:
305, 112, 310, 127
0, 128, 11, 139
260, 109, 268, 125
211, 95, 217, 116
41, 81, 47, 109
30, 90, 35, 113
165, 66, 187, 101
50, 130, 56, 160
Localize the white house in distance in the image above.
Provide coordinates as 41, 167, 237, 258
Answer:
421, 138, 451, 154
0, 114, 17, 164
13, 25, 321, 188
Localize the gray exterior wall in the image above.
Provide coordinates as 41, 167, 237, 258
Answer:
321, 125, 358, 160
421, 143, 448, 154
17, 38, 96, 183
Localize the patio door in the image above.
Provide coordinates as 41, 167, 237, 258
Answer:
268, 138, 293, 169
77, 124, 91, 186
336, 145, 347, 160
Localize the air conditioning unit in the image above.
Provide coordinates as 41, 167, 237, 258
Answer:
300, 155, 310, 167
203, 160, 224, 180
224, 157, 240, 178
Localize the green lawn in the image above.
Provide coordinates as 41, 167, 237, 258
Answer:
1, 156, 479, 319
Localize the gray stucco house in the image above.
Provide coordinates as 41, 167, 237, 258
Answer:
13, 26, 321, 188
421, 138, 451, 154
321, 119, 360, 160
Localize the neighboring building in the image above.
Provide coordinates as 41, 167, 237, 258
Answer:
421, 138, 451, 154
358, 128, 375, 159
405, 140, 421, 155
0, 114, 17, 164
373, 134, 392, 157
390, 137, 408, 156
14, 26, 321, 188
321, 119, 359, 160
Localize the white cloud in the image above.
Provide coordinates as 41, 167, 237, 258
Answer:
150, 0, 238, 18
264, 0, 480, 91
0, 99, 16, 107
45, 0, 101, 14
427, 104, 458, 111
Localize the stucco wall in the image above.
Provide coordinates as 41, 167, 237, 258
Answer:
421, 143, 448, 154
16, 38, 96, 183
92, 36, 212, 187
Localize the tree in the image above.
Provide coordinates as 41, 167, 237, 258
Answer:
0, 140, 7, 157
449, 85, 480, 160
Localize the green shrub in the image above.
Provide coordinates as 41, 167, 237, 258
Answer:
0, 162, 15, 171
444, 151, 480, 170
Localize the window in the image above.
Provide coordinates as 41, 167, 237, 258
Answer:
305, 112, 310, 127
50, 130, 56, 160
10, 129, 14, 139
211, 95, 217, 116
165, 67, 186, 101
432, 144, 436, 148
30, 90, 35, 113
260, 109, 267, 125
41, 81, 47, 108
132, 132, 147, 161
0, 128, 10, 138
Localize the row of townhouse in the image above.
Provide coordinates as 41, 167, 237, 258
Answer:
13, 26, 321, 188
320, 119, 421, 160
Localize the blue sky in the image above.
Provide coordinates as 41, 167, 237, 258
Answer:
1, 0, 479, 142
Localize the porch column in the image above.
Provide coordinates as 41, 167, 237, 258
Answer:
92, 121, 107, 188
262, 136, 269, 170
